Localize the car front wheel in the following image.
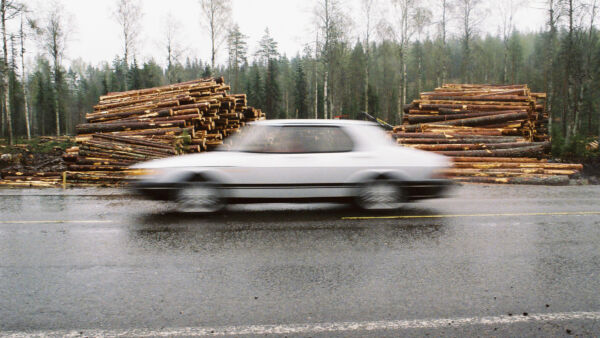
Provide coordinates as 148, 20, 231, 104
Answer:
355, 179, 405, 210
176, 180, 225, 213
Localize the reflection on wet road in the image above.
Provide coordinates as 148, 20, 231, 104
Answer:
1, 185, 600, 336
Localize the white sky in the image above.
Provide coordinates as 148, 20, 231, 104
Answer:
24, 0, 549, 69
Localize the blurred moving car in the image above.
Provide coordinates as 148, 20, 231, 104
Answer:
130, 120, 452, 211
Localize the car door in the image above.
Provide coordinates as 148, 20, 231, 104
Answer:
267, 125, 356, 198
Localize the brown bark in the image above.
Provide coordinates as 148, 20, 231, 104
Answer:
435, 144, 546, 157
76, 121, 186, 134
408, 142, 546, 151
406, 111, 525, 124
452, 175, 570, 185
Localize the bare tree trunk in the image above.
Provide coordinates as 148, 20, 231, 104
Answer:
364, 52, 368, 113
314, 75, 318, 119
1, 100, 4, 137
54, 72, 60, 136
362, 0, 372, 114
323, 69, 328, 119
20, 14, 30, 139
417, 48, 422, 95
210, 16, 215, 72
396, 50, 404, 123
402, 61, 407, 117
565, 0, 575, 145
314, 32, 318, 119
546, 0, 558, 137
441, 0, 447, 85
1, 0, 13, 144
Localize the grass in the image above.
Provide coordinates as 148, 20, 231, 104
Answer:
0, 136, 76, 154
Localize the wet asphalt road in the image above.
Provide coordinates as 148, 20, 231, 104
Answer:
1, 184, 600, 337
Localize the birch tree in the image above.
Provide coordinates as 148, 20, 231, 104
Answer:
113, 0, 142, 68
0, 0, 21, 144
199, 0, 231, 74
41, 2, 68, 135
315, 0, 346, 119
457, 0, 484, 83
545, 0, 564, 134
499, 0, 523, 84
413, 7, 432, 95
379, 0, 416, 121
18, 10, 37, 139
361, 0, 375, 113
437, 0, 452, 86
164, 13, 183, 84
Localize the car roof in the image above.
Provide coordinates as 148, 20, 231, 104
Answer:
249, 119, 377, 127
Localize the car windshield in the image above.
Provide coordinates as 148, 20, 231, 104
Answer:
221, 124, 355, 153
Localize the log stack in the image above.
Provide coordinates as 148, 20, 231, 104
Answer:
62, 77, 264, 186
395, 84, 581, 184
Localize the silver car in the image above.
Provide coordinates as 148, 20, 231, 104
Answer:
131, 120, 452, 211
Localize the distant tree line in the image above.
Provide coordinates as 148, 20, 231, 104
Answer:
0, 0, 599, 157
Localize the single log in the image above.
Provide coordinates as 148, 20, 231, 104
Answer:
106, 127, 187, 136
407, 111, 526, 124
68, 164, 128, 171
451, 157, 546, 163
419, 103, 531, 111
421, 89, 529, 97
420, 95, 532, 102
396, 137, 526, 144
432, 112, 529, 127
92, 133, 176, 150
75, 158, 132, 166
444, 168, 577, 176
435, 144, 546, 157
76, 120, 186, 134
402, 112, 528, 132
83, 140, 177, 156
452, 175, 570, 185
407, 142, 546, 151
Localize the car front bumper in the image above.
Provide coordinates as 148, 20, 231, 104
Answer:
404, 179, 454, 201
130, 181, 181, 201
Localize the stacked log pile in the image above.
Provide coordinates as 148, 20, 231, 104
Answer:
62, 77, 264, 186
395, 84, 582, 184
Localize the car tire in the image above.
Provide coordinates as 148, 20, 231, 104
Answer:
176, 179, 225, 213
355, 178, 405, 211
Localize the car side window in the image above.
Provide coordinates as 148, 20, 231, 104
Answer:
272, 126, 353, 153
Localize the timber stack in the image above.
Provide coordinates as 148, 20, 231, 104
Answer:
62, 77, 262, 186
63, 77, 264, 186
395, 84, 582, 184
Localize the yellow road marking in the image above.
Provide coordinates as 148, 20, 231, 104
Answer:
0, 220, 113, 224
343, 211, 600, 220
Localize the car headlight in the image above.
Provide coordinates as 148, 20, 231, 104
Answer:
126, 168, 164, 180
431, 168, 449, 179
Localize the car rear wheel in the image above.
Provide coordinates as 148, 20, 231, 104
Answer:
355, 179, 405, 210
176, 180, 225, 213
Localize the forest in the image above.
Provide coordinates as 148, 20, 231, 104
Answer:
0, 0, 599, 158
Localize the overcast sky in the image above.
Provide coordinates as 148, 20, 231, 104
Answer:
25, 0, 549, 69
